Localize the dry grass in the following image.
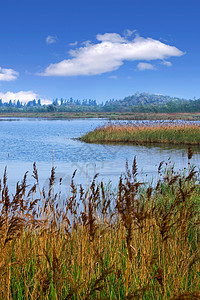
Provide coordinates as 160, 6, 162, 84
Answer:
1, 112, 200, 121
0, 152, 200, 299
80, 123, 200, 145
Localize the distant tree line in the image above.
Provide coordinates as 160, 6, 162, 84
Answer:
0, 93, 200, 113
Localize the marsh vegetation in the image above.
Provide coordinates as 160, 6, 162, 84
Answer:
1, 112, 200, 121
80, 123, 200, 145
0, 152, 200, 299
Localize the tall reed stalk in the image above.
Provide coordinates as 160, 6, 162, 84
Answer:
80, 123, 200, 145
0, 151, 200, 298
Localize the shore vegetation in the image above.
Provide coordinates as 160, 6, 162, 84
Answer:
0, 154, 200, 298
80, 123, 200, 145
2, 111, 200, 121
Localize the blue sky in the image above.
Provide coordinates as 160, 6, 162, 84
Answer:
0, 0, 199, 104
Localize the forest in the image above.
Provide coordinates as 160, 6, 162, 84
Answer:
0, 92, 200, 114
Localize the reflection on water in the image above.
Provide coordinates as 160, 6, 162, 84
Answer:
0, 118, 199, 191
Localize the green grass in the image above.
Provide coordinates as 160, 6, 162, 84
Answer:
80, 123, 200, 145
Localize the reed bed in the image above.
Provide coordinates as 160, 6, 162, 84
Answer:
0, 153, 200, 299
80, 123, 200, 145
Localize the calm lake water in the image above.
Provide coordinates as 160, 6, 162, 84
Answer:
0, 118, 200, 192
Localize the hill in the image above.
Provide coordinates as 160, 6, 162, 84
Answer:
103, 93, 200, 113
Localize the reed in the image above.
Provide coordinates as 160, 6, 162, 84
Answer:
80, 123, 200, 145
1, 112, 200, 121
0, 153, 200, 299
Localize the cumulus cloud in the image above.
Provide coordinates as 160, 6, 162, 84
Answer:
46, 35, 57, 45
0, 91, 51, 105
0, 67, 19, 81
69, 41, 78, 46
40, 32, 184, 77
137, 62, 155, 71
96, 33, 126, 43
160, 60, 172, 67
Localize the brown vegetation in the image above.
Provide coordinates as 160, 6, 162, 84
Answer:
81, 123, 200, 145
0, 153, 200, 298
1, 111, 200, 120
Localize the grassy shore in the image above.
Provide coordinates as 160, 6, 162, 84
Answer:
0, 157, 200, 299
80, 123, 200, 145
1, 111, 200, 120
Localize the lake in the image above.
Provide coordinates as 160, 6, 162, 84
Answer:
0, 118, 200, 192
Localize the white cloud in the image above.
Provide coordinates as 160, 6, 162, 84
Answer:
124, 29, 136, 38
81, 40, 91, 46
40, 32, 184, 77
0, 91, 51, 105
108, 75, 118, 79
137, 62, 155, 71
46, 35, 57, 45
96, 33, 126, 43
160, 60, 172, 67
0, 67, 19, 81
69, 41, 78, 46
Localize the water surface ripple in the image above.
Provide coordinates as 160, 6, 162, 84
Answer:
0, 118, 199, 191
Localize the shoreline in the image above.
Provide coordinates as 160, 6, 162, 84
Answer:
1, 111, 200, 120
